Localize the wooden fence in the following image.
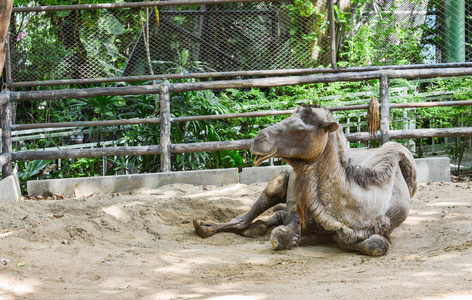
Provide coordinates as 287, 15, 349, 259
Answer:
1, 0, 472, 179
2, 65, 472, 178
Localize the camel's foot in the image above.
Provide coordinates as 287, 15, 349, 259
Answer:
357, 234, 391, 256
193, 220, 219, 238
243, 220, 268, 237
270, 225, 298, 250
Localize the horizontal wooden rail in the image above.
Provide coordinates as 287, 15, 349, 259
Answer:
10, 63, 472, 88
12, 0, 274, 12
170, 68, 472, 93
11, 127, 472, 162
389, 127, 472, 139
11, 67, 472, 102
12, 118, 161, 130
390, 100, 472, 109
12, 145, 162, 161
172, 139, 254, 153
9, 99, 472, 131
344, 127, 472, 141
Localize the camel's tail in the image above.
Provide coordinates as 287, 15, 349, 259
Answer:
397, 146, 417, 197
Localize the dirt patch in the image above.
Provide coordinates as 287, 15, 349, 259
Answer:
1, 181, 472, 299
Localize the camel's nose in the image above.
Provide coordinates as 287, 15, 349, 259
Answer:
254, 131, 269, 143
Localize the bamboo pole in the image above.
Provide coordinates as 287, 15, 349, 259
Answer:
160, 81, 171, 172
12, 0, 277, 12
10, 63, 472, 88
379, 75, 390, 144
10, 68, 472, 102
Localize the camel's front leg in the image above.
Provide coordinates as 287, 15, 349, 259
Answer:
193, 170, 290, 238
333, 234, 391, 256
270, 206, 301, 250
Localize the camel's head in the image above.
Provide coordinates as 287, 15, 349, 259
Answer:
251, 105, 339, 166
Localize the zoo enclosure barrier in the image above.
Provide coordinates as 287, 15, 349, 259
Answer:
1, 0, 472, 180
2, 65, 472, 178
3, 0, 472, 87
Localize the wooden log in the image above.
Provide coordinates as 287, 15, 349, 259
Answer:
0, 153, 10, 168
1, 99, 12, 177
389, 128, 472, 139
171, 110, 295, 122
170, 68, 472, 93
171, 139, 254, 153
379, 75, 390, 144
160, 82, 171, 172
11, 84, 160, 102
345, 128, 472, 141
12, 0, 276, 12
11, 63, 472, 88
12, 145, 162, 161
0, 0, 13, 79
12, 117, 161, 130
10, 68, 472, 101
328, 0, 336, 69
0, 92, 8, 106
345, 132, 378, 142
390, 100, 472, 109
10, 127, 472, 162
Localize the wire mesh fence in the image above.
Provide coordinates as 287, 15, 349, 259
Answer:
6, 0, 472, 85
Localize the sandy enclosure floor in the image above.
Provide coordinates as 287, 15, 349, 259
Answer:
1, 180, 472, 299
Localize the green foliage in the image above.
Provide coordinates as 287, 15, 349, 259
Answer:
17, 160, 53, 182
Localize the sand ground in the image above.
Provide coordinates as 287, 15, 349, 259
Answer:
1, 180, 472, 299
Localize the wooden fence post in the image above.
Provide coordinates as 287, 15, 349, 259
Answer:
1, 91, 12, 178
328, 0, 337, 69
159, 80, 172, 172
379, 75, 390, 145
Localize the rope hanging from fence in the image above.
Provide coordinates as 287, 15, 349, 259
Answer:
368, 95, 380, 135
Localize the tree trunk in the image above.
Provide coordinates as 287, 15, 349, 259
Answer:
0, 0, 13, 79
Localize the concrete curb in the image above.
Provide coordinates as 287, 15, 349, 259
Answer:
27, 168, 239, 197
26, 157, 451, 197
0, 174, 21, 202
239, 157, 451, 184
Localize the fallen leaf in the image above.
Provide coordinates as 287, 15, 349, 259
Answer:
18, 261, 26, 267
74, 184, 79, 198
118, 284, 130, 290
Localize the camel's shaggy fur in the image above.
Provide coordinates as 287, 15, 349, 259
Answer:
194, 105, 417, 256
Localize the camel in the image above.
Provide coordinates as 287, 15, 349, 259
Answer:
194, 105, 417, 256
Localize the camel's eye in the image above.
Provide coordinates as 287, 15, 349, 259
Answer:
291, 127, 305, 135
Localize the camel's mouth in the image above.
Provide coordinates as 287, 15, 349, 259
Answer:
253, 148, 278, 167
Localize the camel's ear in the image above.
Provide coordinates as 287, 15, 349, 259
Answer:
322, 121, 339, 133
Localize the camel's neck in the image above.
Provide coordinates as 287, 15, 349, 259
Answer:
291, 130, 349, 181
291, 130, 351, 228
